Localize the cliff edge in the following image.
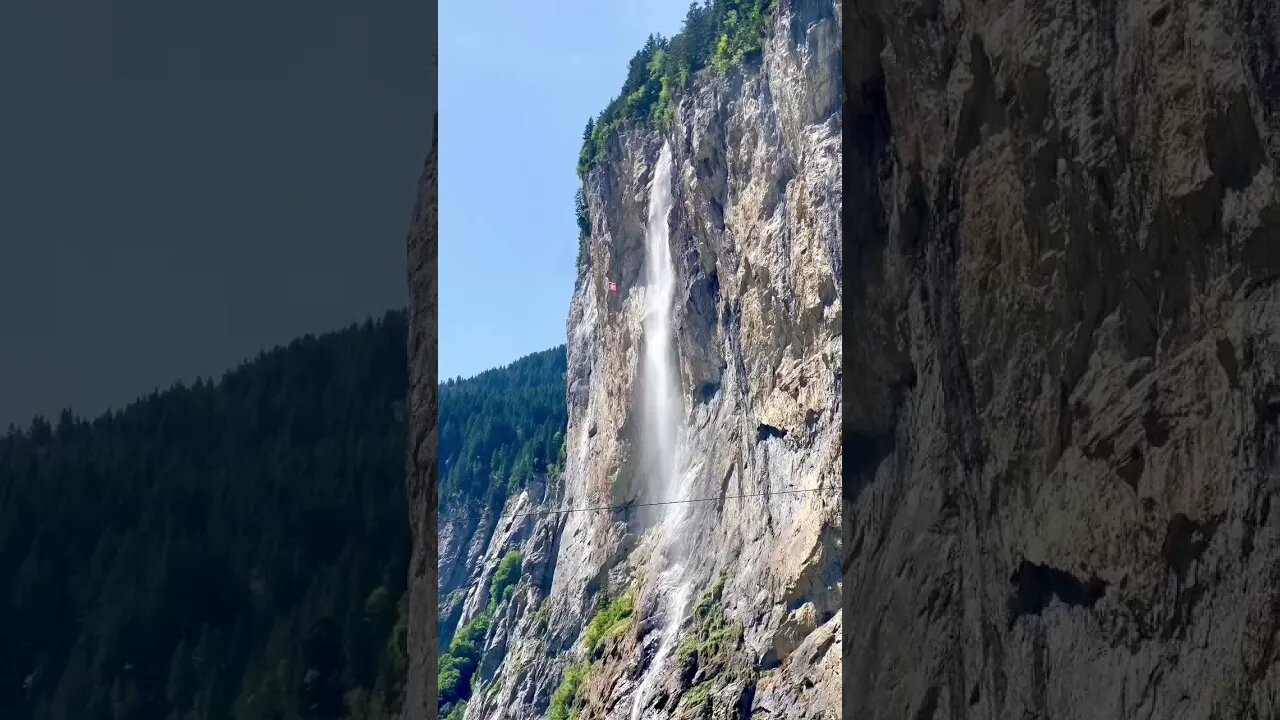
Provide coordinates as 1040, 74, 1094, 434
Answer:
405, 115, 439, 720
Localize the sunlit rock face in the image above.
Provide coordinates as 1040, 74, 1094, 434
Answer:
414, 2, 842, 718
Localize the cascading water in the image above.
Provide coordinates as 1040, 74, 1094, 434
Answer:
640, 141, 680, 509
630, 141, 693, 720
629, 571, 690, 720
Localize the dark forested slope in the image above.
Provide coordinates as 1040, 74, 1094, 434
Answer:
438, 347, 568, 517
0, 312, 411, 720
0, 311, 569, 720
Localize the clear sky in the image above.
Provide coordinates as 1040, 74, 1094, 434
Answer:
0, 0, 434, 428
439, 0, 691, 382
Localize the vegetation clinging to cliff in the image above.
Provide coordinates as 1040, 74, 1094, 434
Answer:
547, 662, 591, 720
576, 0, 775, 177
489, 551, 524, 611
676, 576, 741, 669
582, 587, 636, 656
436, 552, 525, 715
574, 187, 590, 287
438, 612, 491, 711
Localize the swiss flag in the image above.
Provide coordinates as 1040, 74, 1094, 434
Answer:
608, 280, 617, 293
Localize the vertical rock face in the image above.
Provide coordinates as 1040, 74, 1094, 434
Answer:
423, 2, 842, 718
842, 0, 1280, 718
405, 116, 439, 720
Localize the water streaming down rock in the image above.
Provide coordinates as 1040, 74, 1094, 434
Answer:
629, 140, 692, 720
639, 141, 681, 510
629, 569, 690, 720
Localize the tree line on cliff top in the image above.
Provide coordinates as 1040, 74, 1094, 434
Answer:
572, 0, 774, 289
577, 0, 775, 177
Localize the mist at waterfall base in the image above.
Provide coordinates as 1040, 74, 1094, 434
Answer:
630, 141, 695, 720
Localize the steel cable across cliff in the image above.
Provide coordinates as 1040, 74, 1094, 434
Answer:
438, 485, 841, 526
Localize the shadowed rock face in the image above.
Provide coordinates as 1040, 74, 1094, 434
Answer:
405, 115, 438, 720
841, 0, 1280, 717
422, 2, 842, 718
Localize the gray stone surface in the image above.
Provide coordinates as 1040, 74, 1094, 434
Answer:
841, 0, 1280, 717
405, 115, 439, 720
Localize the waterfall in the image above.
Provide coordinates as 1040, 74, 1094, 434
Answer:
630, 140, 691, 720
629, 570, 690, 720
640, 141, 681, 508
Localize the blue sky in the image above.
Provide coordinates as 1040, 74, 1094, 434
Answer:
439, 0, 691, 382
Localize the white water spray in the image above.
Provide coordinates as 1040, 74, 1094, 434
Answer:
630, 141, 692, 720
630, 570, 690, 720
640, 141, 681, 508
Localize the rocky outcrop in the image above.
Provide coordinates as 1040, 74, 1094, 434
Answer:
841, 0, 1280, 717
405, 115, 439, 720
425, 2, 843, 718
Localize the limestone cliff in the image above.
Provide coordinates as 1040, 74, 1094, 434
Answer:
841, 0, 1280, 717
426, 1, 842, 718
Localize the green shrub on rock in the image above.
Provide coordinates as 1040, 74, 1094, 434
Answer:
583, 587, 637, 655
548, 662, 592, 720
